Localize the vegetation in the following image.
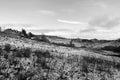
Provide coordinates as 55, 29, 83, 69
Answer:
1, 28, 120, 80
4, 44, 11, 52
0, 43, 120, 80
22, 29, 28, 38
52, 39, 75, 48
101, 46, 120, 53
69, 39, 75, 47
40, 34, 50, 43
0, 27, 1, 32
28, 32, 35, 38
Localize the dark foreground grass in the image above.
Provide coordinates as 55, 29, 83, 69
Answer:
0, 44, 120, 80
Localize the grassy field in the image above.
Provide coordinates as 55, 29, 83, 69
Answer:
0, 43, 120, 80
1, 30, 120, 80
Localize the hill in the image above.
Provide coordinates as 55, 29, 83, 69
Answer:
0, 28, 120, 80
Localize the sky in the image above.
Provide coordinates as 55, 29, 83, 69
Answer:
0, 0, 120, 40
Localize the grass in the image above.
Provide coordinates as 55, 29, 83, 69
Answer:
0, 44, 120, 80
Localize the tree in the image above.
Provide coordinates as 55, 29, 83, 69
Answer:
28, 32, 34, 38
22, 29, 28, 38
69, 39, 75, 47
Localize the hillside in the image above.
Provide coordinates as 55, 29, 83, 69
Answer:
0, 28, 120, 80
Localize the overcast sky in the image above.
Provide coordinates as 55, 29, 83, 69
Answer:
0, 0, 120, 40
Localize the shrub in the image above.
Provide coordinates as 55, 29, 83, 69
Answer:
4, 44, 11, 52
22, 29, 28, 38
41, 34, 50, 43
0, 27, 1, 32
69, 39, 75, 47
21, 48, 31, 58
101, 46, 120, 53
4, 53, 8, 59
34, 50, 52, 69
35, 50, 51, 58
28, 32, 35, 38
15, 49, 23, 58
42, 50, 51, 58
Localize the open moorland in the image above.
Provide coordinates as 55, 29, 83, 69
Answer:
1, 28, 120, 80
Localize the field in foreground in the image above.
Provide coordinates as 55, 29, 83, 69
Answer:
1, 29, 120, 80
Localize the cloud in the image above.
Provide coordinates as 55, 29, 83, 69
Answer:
93, 1, 108, 8
80, 28, 96, 33
89, 15, 120, 29
37, 10, 56, 16
57, 19, 87, 25
60, 9, 75, 13
45, 30, 77, 38
0, 24, 34, 30
27, 29, 73, 34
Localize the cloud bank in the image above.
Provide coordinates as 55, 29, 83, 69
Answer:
89, 15, 120, 29
57, 19, 87, 25
38, 10, 56, 16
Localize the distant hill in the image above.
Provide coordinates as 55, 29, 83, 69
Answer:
1, 28, 120, 79
1, 28, 120, 50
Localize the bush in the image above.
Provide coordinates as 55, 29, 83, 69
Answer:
28, 32, 35, 38
15, 49, 23, 58
4, 44, 11, 52
41, 34, 50, 43
21, 48, 31, 58
69, 39, 75, 47
22, 29, 28, 38
35, 50, 51, 58
101, 46, 120, 53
